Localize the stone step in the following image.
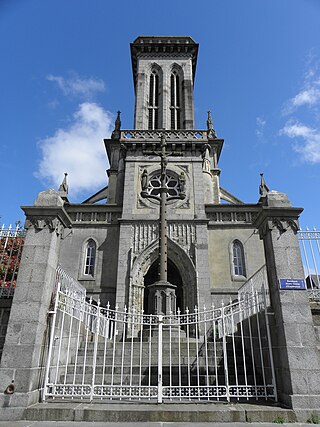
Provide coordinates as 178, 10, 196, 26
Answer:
73, 353, 250, 368
70, 349, 251, 371
56, 375, 259, 388
59, 364, 254, 377
64, 363, 208, 372
74, 354, 224, 365
24, 402, 297, 423
79, 341, 224, 351
58, 374, 227, 386
76, 362, 250, 372
76, 348, 221, 356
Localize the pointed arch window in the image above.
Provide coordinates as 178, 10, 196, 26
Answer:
84, 239, 96, 276
232, 240, 246, 277
170, 71, 181, 130
148, 70, 159, 130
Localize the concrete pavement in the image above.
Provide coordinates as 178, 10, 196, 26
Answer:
0, 422, 317, 427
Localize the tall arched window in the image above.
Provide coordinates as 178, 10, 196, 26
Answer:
84, 239, 96, 276
148, 70, 159, 130
232, 240, 246, 277
170, 71, 181, 130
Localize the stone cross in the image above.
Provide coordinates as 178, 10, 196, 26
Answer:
141, 134, 183, 314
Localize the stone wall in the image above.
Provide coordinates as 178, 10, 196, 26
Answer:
59, 224, 119, 308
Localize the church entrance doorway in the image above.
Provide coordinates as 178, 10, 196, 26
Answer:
143, 259, 183, 314
129, 237, 197, 316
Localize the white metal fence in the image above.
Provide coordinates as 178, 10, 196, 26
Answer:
298, 227, 320, 301
43, 266, 276, 403
238, 265, 270, 307
55, 265, 87, 302
0, 224, 26, 298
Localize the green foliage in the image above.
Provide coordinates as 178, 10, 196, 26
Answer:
273, 416, 285, 424
307, 413, 320, 424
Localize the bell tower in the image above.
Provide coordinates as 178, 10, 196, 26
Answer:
130, 36, 198, 130
104, 36, 224, 315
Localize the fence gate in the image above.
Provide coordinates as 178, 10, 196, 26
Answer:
43, 268, 276, 403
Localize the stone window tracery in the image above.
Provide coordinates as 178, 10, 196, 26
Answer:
84, 239, 96, 276
147, 173, 180, 198
148, 70, 159, 130
170, 71, 181, 130
232, 240, 246, 277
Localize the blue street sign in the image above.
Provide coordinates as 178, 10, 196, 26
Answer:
279, 278, 306, 290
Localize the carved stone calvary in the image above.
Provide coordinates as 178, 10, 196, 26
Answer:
141, 134, 184, 315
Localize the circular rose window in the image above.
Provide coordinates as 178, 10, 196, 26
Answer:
147, 173, 180, 197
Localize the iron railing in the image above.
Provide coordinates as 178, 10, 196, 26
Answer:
238, 265, 270, 307
43, 266, 276, 403
55, 265, 87, 302
0, 224, 26, 298
298, 227, 320, 301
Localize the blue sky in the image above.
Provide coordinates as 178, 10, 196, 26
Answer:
1, 0, 320, 228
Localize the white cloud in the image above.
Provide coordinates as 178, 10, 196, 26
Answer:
291, 86, 320, 108
280, 55, 320, 164
36, 103, 113, 197
256, 116, 266, 139
284, 61, 320, 113
47, 74, 105, 98
280, 120, 320, 164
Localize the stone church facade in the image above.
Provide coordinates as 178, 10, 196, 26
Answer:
59, 36, 265, 313
1, 36, 320, 422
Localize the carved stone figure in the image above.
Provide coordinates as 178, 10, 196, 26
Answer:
141, 169, 149, 194
179, 172, 186, 197
202, 143, 212, 173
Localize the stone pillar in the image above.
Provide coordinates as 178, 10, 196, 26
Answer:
107, 169, 118, 203
115, 144, 126, 205
182, 77, 195, 129
115, 222, 132, 311
0, 190, 72, 419
202, 171, 214, 204
254, 191, 320, 415
134, 71, 148, 130
148, 280, 176, 315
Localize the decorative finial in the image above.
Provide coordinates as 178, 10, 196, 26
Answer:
207, 111, 217, 138
58, 172, 69, 201
259, 173, 269, 197
111, 111, 121, 139
115, 111, 121, 131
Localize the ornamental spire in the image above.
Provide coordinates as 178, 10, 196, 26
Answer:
111, 111, 121, 139
259, 173, 269, 197
207, 110, 217, 138
58, 173, 69, 201
115, 111, 121, 131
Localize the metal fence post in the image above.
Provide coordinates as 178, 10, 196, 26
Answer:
221, 302, 230, 402
90, 298, 100, 401
42, 280, 61, 401
158, 314, 163, 403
